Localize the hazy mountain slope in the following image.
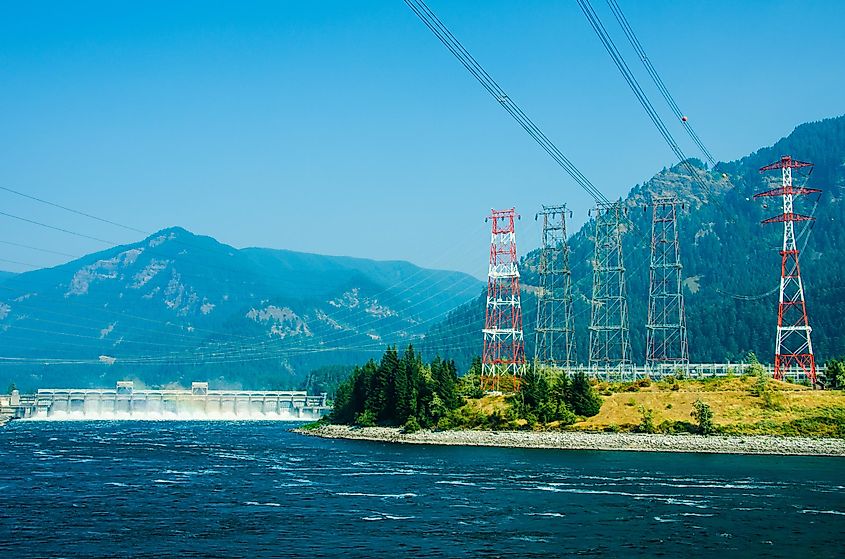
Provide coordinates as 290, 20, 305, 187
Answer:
421, 115, 845, 371
0, 227, 482, 390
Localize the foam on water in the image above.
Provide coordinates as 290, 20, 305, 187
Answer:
22, 410, 310, 421
336, 492, 417, 499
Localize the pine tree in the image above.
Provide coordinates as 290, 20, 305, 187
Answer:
394, 359, 413, 424
567, 372, 602, 417
329, 374, 355, 424
353, 360, 377, 418
370, 346, 399, 423
431, 356, 460, 410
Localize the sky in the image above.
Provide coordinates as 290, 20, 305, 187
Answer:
1, 0, 843, 278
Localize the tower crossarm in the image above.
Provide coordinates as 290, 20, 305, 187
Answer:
761, 212, 815, 224
753, 186, 822, 198
759, 155, 814, 172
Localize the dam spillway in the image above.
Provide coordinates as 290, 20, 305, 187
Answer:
6, 381, 330, 421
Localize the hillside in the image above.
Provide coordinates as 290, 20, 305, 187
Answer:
421, 115, 845, 370
0, 228, 482, 390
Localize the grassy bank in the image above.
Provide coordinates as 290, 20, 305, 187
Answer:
579, 376, 845, 437
447, 376, 845, 438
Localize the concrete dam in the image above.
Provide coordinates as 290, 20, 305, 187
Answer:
2, 381, 330, 421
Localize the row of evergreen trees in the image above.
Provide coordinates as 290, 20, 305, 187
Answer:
511, 368, 603, 426
330, 346, 604, 430
330, 345, 462, 429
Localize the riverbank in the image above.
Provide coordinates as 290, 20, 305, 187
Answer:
297, 424, 845, 456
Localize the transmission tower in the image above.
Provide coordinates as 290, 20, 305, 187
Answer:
534, 205, 576, 369
481, 208, 526, 391
755, 156, 821, 383
589, 202, 632, 374
646, 195, 689, 368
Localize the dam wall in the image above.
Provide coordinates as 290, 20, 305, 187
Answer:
9, 381, 330, 421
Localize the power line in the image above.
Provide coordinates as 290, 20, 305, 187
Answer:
0, 186, 148, 235
0, 240, 80, 258
605, 0, 716, 167
0, 257, 43, 269
404, 0, 609, 204
576, 0, 730, 216
0, 210, 116, 245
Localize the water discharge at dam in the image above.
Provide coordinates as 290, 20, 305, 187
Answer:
7, 381, 330, 421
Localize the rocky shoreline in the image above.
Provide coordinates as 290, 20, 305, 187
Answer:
296, 424, 845, 456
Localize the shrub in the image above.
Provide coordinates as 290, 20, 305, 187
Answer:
438, 406, 487, 430
658, 419, 696, 434
538, 401, 576, 426
761, 390, 786, 411
750, 369, 770, 396
488, 410, 509, 430
691, 399, 715, 435
354, 410, 377, 427
299, 419, 327, 431
637, 406, 657, 434
822, 358, 845, 389
402, 416, 421, 433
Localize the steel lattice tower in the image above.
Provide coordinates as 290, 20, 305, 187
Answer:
589, 202, 632, 372
481, 208, 526, 390
646, 196, 689, 367
755, 156, 821, 383
534, 205, 576, 369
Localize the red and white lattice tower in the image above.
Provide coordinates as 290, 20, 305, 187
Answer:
755, 156, 821, 383
481, 208, 526, 391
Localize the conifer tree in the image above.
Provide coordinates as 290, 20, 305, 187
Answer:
394, 359, 413, 424
567, 372, 602, 417
370, 346, 399, 423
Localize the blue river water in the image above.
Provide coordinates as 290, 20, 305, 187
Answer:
0, 421, 842, 558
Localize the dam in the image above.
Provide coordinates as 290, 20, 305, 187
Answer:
1, 381, 330, 421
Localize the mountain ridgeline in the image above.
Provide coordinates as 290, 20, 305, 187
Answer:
421, 115, 845, 371
0, 230, 481, 390
1, 115, 843, 391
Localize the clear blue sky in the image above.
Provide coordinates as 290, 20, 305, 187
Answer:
1, 0, 843, 278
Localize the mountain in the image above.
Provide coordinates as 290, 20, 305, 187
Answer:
421, 115, 845, 371
0, 227, 482, 390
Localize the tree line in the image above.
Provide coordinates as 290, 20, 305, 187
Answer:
330, 345, 463, 430
330, 346, 604, 430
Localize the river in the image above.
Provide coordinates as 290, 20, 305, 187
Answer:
0, 421, 842, 558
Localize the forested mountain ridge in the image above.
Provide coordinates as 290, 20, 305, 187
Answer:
422, 115, 845, 371
0, 227, 482, 390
